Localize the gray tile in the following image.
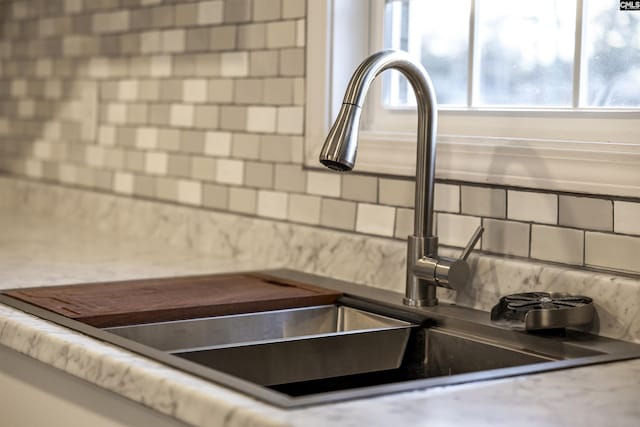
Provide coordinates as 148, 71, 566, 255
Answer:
229, 187, 257, 214
288, 194, 321, 225
138, 80, 160, 101
94, 170, 114, 192
156, 177, 178, 201
253, 0, 281, 21
259, 135, 292, 162
279, 48, 304, 76
481, 218, 530, 257
263, 78, 294, 105
341, 174, 377, 203
245, 161, 274, 189
282, 0, 305, 18
266, 21, 296, 48
210, 25, 237, 51
133, 174, 156, 198
173, 54, 198, 76
234, 78, 263, 104
231, 133, 261, 159
186, 27, 210, 52
202, 183, 229, 210
127, 104, 148, 125
559, 195, 613, 231
125, 150, 145, 173
224, 0, 252, 23
130, 8, 151, 31
180, 130, 206, 154
274, 163, 305, 192
191, 156, 216, 181
175, 3, 198, 26
194, 105, 220, 130
157, 128, 181, 151
394, 208, 414, 239
149, 5, 174, 28
379, 178, 414, 207
219, 106, 247, 131
249, 50, 279, 77
195, 53, 222, 77
148, 104, 171, 126
320, 198, 357, 231
238, 23, 266, 50
167, 153, 191, 178
208, 78, 234, 103
461, 186, 506, 218
159, 79, 183, 101
116, 127, 137, 147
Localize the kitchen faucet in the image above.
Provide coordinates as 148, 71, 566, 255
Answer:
319, 50, 483, 306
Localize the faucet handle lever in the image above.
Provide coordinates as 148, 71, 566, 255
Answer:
461, 226, 484, 261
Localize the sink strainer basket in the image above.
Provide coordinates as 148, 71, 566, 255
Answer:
490, 292, 594, 331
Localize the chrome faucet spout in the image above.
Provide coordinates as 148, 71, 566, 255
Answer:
320, 49, 483, 307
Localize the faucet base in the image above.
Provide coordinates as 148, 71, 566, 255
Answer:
403, 296, 438, 307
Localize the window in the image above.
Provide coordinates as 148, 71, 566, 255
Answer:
382, 0, 640, 109
305, 0, 640, 197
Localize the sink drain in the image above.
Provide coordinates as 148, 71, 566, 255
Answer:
490, 292, 594, 331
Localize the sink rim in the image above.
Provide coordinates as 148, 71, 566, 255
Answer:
2, 268, 640, 408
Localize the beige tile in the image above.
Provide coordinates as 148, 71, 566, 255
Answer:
434, 183, 459, 213
186, 27, 210, 52
481, 218, 530, 257
266, 21, 296, 48
282, 0, 305, 18
133, 174, 155, 197
198, 1, 224, 25
114, 171, 134, 195
247, 106, 277, 133
279, 48, 304, 76
194, 105, 220, 130
183, 79, 208, 103
180, 130, 206, 154
196, 53, 223, 77
160, 79, 183, 101
249, 50, 279, 77
221, 52, 248, 77
531, 225, 584, 266
204, 131, 232, 157
379, 178, 414, 208
238, 23, 266, 50
276, 106, 303, 135
245, 161, 274, 189
175, 3, 198, 26
615, 201, 640, 235
356, 203, 396, 237
149, 104, 171, 126
156, 177, 179, 201
461, 186, 506, 218
208, 78, 234, 103
232, 133, 261, 159
229, 187, 257, 214
307, 171, 341, 197
149, 5, 174, 28
170, 104, 194, 127
216, 158, 244, 185
137, 80, 160, 101
259, 135, 294, 162
157, 128, 181, 151
274, 163, 306, 193
177, 179, 202, 205
559, 195, 612, 231
585, 232, 640, 274
341, 175, 377, 203
395, 208, 414, 239
202, 183, 229, 209
437, 213, 482, 248
167, 153, 191, 178
263, 78, 294, 105
173, 54, 198, 76
234, 79, 264, 104
253, 0, 281, 21
508, 190, 557, 224
161, 29, 185, 53
219, 106, 248, 131
288, 194, 321, 225
320, 198, 356, 231
210, 26, 237, 51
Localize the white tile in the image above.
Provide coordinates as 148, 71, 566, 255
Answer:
276, 106, 304, 134
149, 55, 172, 77
559, 195, 612, 231
198, 1, 224, 25
306, 171, 341, 197
461, 186, 506, 218
145, 152, 168, 175
170, 104, 195, 127
356, 203, 396, 237
437, 213, 482, 248
216, 158, 244, 185
508, 190, 557, 224
257, 190, 288, 219
114, 172, 134, 195
379, 179, 414, 208
135, 127, 158, 149
204, 131, 232, 156
394, 208, 414, 238
221, 52, 248, 77
288, 194, 321, 225
531, 225, 583, 265
247, 106, 277, 133
161, 29, 186, 53
434, 183, 459, 213
585, 232, 640, 274
106, 103, 127, 124
177, 180, 202, 205
183, 79, 208, 103
117, 80, 138, 101
615, 201, 640, 236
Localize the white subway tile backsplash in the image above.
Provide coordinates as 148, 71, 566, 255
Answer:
276, 107, 303, 135
198, 1, 224, 25
320, 199, 356, 230
183, 79, 208, 103
559, 195, 612, 231
394, 208, 414, 239
135, 127, 158, 149
161, 29, 186, 53
114, 172, 134, 195
288, 194, 321, 224
216, 158, 244, 185
461, 186, 506, 218
106, 103, 127, 124
204, 131, 232, 157
306, 171, 341, 197
177, 179, 202, 205
356, 203, 396, 237
117, 80, 139, 101
229, 187, 257, 214
92, 11, 129, 34
144, 152, 168, 175
614, 201, 640, 236
140, 31, 162, 53
266, 21, 297, 48
482, 218, 530, 257
434, 183, 459, 213
379, 179, 414, 208
508, 190, 557, 224
221, 52, 249, 77
586, 232, 640, 274
149, 55, 173, 77
531, 225, 583, 266
170, 104, 195, 127
437, 213, 482, 248
258, 190, 288, 219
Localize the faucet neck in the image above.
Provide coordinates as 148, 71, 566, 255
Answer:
341, 50, 438, 241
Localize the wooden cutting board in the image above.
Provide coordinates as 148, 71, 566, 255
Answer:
5, 272, 342, 327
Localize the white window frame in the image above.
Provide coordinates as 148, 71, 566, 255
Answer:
305, 0, 640, 198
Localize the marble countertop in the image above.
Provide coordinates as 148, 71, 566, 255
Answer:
2, 208, 640, 427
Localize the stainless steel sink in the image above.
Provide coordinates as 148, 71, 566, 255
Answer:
105, 305, 416, 385
2, 269, 640, 408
